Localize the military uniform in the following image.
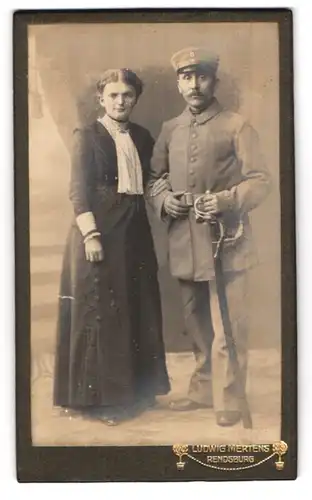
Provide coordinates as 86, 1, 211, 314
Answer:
148, 47, 271, 417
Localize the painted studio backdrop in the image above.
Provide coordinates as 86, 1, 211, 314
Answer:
28, 22, 281, 445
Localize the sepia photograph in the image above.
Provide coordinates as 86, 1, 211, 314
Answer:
14, 9, 296, 481
28, 18, 281, 446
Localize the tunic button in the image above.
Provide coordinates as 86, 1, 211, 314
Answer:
192, 133, 197, 139
191, 144, 197, 150
94, 277, 100, 283
94, 295, 99, 301
189, 180, 196, 188
190, 157, 196, 162
96, 315, 101, 322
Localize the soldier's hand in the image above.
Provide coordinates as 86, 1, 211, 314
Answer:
202, 193, 219, 217
164, 191, 190, 219
85, 237, 104, 262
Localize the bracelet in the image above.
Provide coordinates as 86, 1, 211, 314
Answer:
83, 231, 101, 244
83, 229, 99, 239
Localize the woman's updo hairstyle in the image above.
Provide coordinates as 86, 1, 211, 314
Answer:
96, 68, 144, 101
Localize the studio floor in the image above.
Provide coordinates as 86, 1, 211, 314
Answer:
31, 348, 281, 446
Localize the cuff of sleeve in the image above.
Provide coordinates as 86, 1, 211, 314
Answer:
76, 211, 97, 236
216, 190, 237, 212
158, 191, 171, 221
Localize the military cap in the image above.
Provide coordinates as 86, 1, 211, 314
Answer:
170, 47, 219, 74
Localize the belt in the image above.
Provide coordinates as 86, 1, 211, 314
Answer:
180, 191, 244, 259
180, 192, 204, 207
149, 176, 244, 258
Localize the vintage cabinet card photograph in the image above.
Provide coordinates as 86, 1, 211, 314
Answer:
14, 9, 297, 481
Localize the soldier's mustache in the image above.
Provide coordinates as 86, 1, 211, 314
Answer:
188, 91, 204, 97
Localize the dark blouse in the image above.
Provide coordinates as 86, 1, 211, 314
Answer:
69, 120, 155, 217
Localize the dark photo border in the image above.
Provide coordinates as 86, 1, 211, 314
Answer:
14, 8, 296, 482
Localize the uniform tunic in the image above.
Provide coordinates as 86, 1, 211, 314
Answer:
149, 98, 270, 281
53, 120, 170, 409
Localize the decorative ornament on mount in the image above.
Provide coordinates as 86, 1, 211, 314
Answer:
172, 444, 189, 470
272, 441, 288, 470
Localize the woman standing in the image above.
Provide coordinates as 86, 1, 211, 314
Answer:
53, 69, 170, 425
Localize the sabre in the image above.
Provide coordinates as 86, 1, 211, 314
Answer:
193, 191, 253, 429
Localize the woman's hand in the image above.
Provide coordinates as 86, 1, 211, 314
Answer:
84, 237, 104, 262
149, 176, 171, 197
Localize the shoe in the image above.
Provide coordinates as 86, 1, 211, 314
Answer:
58, 407, 81, 419
86, 407, 121, 426
216, 411, 241, 427
169, 398, 213, 411
97, 415, 120, 426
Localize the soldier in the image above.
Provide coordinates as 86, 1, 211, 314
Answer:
148, 47, 271, 427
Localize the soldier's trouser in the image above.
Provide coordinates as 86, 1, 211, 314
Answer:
178, 271, 249, 412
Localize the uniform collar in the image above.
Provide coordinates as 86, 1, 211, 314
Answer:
178, 97, 222, 125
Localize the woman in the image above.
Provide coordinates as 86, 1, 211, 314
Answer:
53, 69, 170, 425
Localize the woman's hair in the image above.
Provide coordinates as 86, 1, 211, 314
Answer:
96, 69, 143, 100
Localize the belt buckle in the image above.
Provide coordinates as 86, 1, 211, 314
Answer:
183, 192, 194, 207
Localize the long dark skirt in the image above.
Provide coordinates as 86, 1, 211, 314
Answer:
53, 199, 170, 410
